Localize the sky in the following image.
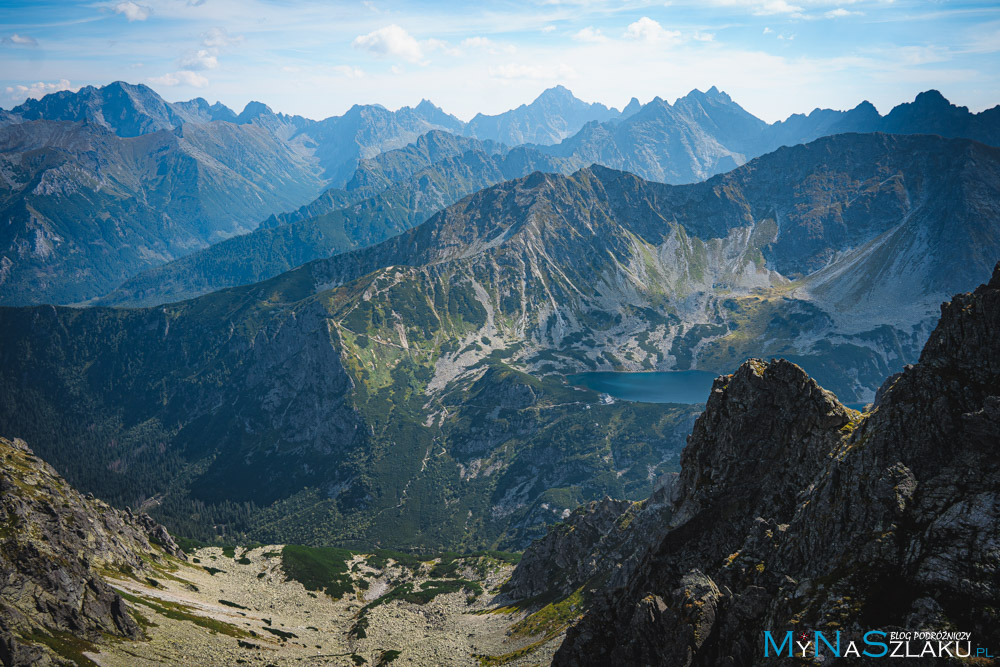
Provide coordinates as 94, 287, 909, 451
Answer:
0, 0, 998, 123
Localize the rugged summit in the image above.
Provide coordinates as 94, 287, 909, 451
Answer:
542, 88, 1000, 185
0, 436, 182, 666
97, 131, 576, 307
554, 264, 1000, 665
465, 85, 621, 146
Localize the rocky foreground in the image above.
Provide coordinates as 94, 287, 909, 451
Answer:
0, 435, 569, 666
0, 436, 182, 665
553, 265, 1000, 664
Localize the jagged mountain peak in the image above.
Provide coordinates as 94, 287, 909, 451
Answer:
680, 85, 733, 104
535, 84, 575, 101
415, 98, 440, 112
238, 100, 274, 120
918, 260, 1000, 383
912, 88, 952, 107
9, 79, 182, 137
621, 96, 642, 117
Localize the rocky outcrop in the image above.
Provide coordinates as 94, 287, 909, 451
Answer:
555, 263, 1000, 665
0, 436, 182, 666
505, 477, 678, 601
503, 497, 634, 601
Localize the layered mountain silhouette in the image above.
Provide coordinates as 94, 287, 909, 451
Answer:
3, 82, 997, 306
540, 86, 1000, 183
1, 131, 996, 552
97, 132, 578, 306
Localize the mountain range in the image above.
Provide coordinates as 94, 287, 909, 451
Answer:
2, 82, 997, 306
96, 87, 1000, 309
96, 131, 576, 307
1, 131, 996, 554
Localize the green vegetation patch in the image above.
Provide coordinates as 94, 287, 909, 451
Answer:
365, 548, 425, 572
365, 578, 483, 612
509, 587, 586, 640
24, 630, 99, 667
474, 636, 551, 667
174, 536, 212, 553
118, 590, 249, 638
281, 544, 356, 599
377, 649, 403, 666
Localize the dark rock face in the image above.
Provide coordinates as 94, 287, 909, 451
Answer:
554, 264, 1000, 666
0, 436, 181, 665
504, 478, 680, 602
503, 497, 634, 601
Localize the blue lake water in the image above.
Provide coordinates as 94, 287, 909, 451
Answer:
566, 370, 718, 404
567, 370, 872, 410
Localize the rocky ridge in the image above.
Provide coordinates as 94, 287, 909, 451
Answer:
551, 263, 1000, 665
503, 477, 678, 602
0, 436, 182, 666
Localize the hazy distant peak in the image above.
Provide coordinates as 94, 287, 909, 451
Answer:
237, 101, 274, 123
678, 86, 734, 105
208, 101, 238, 121
621, 97, 642, 119
913, 89, 949, 106
537, 84, 574, 100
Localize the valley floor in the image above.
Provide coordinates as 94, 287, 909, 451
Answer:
85, 546, 564, 667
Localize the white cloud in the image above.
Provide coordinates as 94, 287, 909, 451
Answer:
763, 26, 773, 34
2, 34, 38, 47
541, 25, 556, 33
489, 63, 577, 80
461, 36, 492, 49
693, 31, 715, 42
573, 27, 608, 43
963, 24, 1000, 54
459, 36, 516, 55
149, 70, 208, 87
5, 79, 77, 102
352, 24, 425, 63
332, 65, 365, 78
752, 0, 803, 15
178, 48, 218, 70
824, 7, 861, 18
202, 27, 242, 48
623, 17, 681, 43
113, 1, 151, 22
704, 0, 805, 15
